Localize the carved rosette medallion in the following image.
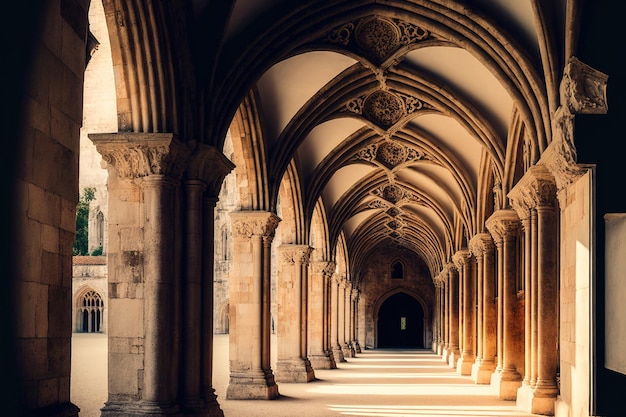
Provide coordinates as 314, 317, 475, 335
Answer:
381, 184, 404, 204
386, 207, 401, 217
363, 90, 405, 128
326, 16, 429, 62
355, 17, 400, 62
377, 141, 407, 168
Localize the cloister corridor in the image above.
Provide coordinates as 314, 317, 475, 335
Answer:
72, 333, 540, 417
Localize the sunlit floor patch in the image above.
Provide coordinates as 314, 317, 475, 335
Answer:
327, 404, 533, 416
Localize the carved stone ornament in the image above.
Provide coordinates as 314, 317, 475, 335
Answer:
229, 211, 281, 239
452, 249, 471, 268
560, 56, 608, 115
509, 165, 557, 219
355, 17, 401, 62
363, 90, 406, 128
539, 57, 607, 207
278, 245, 312, 265
380, 183, 404, 203
89, 133, 190, 180
485, 209, 520, 242
185, 144, 235, 196
468, 232, 494, 258
377, 141, 408, 168
327, 16, 429, 63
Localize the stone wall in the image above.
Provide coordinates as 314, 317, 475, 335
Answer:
358, 247, 435, 348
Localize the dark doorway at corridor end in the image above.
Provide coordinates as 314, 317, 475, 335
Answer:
377, 292, 424, 348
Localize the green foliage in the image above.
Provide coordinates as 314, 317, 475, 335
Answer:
91, 246, 103, 256
72, 187, 96, 256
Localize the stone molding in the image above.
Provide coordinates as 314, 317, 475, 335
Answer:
485, 209, 520, 243
89, 132, 190, 180
229, 211, 281, 239
508, 165, 558, 221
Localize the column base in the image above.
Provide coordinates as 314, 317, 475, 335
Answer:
101, 401, 179, 417
342, 343, 355, 358
490, 368, 522, 400
333, 346, 345, 363
226, 370, 279, 399
309, 352, 334, 369
447, 349, 460, 368
353, 341, 362, 354
326, 349, 338, 369
456, 353, 475, 376
205, 389, 224, 417
275, 358, 315, 383
471, 359, 495, 384
517, 382, 558, 415
436, 343, 444, 356
441, 346, 451, 362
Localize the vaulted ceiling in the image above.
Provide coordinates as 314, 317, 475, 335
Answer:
189, 1, 577, 279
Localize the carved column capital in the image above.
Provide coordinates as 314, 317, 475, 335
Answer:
509, 165, 558, 220
452, 249, 472, 269
278, 245, 312, 265
485, 209, 520, 243
469, 233, 494, 259
229, 211, 281, 239
89, 133, 190, 180
185, 144, 235, 197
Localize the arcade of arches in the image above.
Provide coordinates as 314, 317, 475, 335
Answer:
8, 2, 626, 417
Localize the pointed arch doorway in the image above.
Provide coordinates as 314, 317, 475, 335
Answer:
377, 292, 424, 348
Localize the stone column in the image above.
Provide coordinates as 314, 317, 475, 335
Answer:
486, 209, 523, 400
352, 289, 362, 353
447, 263, 461, 367
190, 146, 233, 417
275, 245, 315, 382
330, 275, 345, 362
454, 250, 475, 375
227, 211, 280, 399
470, 233, 497, 384
341, 280, 354, 358
92, 133, 189, 417
439, 270, 449, 360
324, 264, 338, 367
510, 165, 559, 414
308, 261, 335, 369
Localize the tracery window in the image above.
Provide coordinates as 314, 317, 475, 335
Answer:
80, 290, 104, 333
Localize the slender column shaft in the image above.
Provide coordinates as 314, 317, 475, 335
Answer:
448, 266, 460, 357
142, 175, 177, 404
530, 210, 539, 386
483, 243, 497, 365
182, 180, 205, 407
521, 217, 532, 386
536, 205, 559, 391
201, 196, 220, 411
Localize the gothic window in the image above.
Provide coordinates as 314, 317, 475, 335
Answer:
391, 260, 404, 279
80, 290, 104, 333
221, 226, 229, 261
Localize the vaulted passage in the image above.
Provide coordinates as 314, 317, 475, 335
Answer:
378, 292, 424, 349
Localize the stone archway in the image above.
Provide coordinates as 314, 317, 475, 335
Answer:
376, 292, 425, 348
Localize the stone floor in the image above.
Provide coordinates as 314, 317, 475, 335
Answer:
72, 333, 541, 417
